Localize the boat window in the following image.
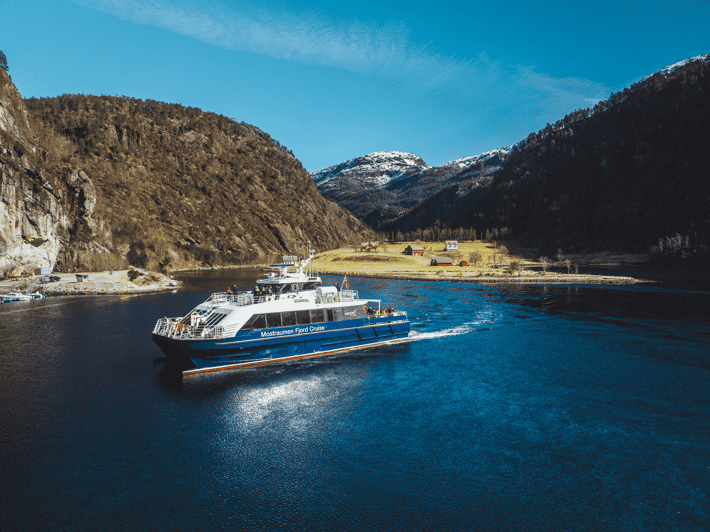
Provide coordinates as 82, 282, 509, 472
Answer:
242, 314, 266, 330
343, 306, 360, 319
266, 313, 282, 328
326, 309, 334, 322
303, 282, 316, 291
281, 311, 297, 326
296, 310, 310, 325
333, 307, 345, 321
310, 309, 324, 323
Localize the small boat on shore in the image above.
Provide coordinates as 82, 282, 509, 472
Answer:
151, 248, 411, 375
1, 290, 46, 303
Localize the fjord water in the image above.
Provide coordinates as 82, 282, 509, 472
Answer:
1, 269, 708, 531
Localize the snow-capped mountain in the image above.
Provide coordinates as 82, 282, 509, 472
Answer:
441, 146, 512, 170
642, 54, 710, 82
309, 147, 511, 225
311, 151, 430, 193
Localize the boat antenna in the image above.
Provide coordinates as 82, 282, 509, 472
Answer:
297, 241, 315, 275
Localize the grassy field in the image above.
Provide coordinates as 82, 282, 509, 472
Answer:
310, 241, 645, 285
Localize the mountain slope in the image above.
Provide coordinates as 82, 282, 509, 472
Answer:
310, 147, 510, 227
384, 55, 710, 255
22, 93, 368, 271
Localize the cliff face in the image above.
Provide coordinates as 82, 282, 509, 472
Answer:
0, 69, 109, 276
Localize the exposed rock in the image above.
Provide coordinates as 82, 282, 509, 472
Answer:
1, 69, 370, 276
0, 69, 111, 276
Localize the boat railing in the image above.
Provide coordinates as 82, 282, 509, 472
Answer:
340, 289, 358, 302
153, 318, 238, 340
207, 292, 286, 306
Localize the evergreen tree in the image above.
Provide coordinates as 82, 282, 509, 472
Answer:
0, 50, 7, 71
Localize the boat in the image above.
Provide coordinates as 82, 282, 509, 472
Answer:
151, 249, 411, 375
1, 290, 46, 303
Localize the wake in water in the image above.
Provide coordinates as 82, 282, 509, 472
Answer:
408, 323, 477, 341
408, 310, 499, 341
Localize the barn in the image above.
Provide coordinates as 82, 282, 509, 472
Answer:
430, 257, 453, 266
405, 245, 425, 256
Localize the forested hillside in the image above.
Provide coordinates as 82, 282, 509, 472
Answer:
385, 55, 710, 259
22, 94, 367, 271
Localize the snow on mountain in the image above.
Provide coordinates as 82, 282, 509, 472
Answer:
310, 151, 429, 191
441, 146, 513, 170
310, 146, 512, 225
646, 54, 710, 81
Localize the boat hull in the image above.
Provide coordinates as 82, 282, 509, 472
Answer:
152, 317, 411, 375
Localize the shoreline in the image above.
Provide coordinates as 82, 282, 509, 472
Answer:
0, 269, 180, 297
0, 247, 657, 297
310, 245, 653, 286
312, 268, 649, 285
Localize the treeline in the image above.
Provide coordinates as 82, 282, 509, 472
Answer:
375, 225, 512, 244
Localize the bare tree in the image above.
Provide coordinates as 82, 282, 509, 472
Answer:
468, 251, 482, 266
539, 256, 550, 273
509, 260, 521, 275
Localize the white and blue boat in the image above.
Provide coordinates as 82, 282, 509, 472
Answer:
1, 290, 46, 303
152, 250, 410, 375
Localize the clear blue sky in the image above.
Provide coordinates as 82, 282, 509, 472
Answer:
2, 0, 708, 171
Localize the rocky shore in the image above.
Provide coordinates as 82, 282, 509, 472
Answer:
1, 269, 180, 297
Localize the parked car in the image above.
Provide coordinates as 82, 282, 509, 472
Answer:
47, 274, 61, 282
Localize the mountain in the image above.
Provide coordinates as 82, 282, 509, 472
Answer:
383, 55, 710, 257
0, 68, 110, 276
310, 147, 510, 228
1, 69, 368, 275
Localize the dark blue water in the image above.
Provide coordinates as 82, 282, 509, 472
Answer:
1, 268, 709, 531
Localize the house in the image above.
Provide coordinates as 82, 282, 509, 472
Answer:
445, 240, 458, 251
405, 244, 425, 256
430, 257, 453, 266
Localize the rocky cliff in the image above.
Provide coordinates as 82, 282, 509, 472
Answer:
0, 69, 110, 276
0, 70, 368, 276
